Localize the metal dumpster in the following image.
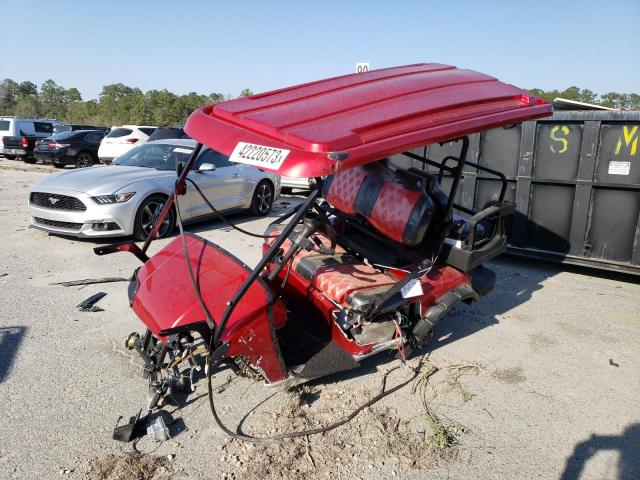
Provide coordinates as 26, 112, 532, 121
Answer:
391, 111, 640, 276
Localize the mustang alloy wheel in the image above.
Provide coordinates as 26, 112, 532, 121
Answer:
250, 181, 274, 216
134, 195, 175, 240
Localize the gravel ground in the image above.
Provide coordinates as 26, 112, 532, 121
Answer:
0, 158, 638, 480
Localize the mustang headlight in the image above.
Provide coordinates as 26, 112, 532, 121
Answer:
93, 192, 135, 204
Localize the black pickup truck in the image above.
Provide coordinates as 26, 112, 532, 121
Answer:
1, 134, 42, 163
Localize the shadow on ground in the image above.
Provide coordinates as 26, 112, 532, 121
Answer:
560, 423, 640, 480
0, 325, 27, 383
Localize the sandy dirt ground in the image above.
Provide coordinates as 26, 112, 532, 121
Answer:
0, 158, 638, 480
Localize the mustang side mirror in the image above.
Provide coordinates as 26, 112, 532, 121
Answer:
197, 163, 216, 173
176, 161, 185, 176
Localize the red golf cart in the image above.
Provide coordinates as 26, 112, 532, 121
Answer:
96, 64, 552, 424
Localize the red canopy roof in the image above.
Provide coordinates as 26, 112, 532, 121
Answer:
185, 63, 552, 178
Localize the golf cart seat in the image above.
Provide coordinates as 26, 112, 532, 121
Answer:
267, 163, 450, 311
266, 228, 400, 312
322, 163, 437, 247
267, 161, 487, 309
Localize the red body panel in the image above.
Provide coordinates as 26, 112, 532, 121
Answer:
185, 64, 552, 178
132, 234, 286, 383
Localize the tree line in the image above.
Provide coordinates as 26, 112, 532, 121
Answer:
528, 86, 639, 110
0, 79, 253, 126
0, 78, 638, 127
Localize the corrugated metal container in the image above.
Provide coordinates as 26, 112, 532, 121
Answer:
391, 111, 640, 276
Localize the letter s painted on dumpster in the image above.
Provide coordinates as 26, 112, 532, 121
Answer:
550, 125, 570, 154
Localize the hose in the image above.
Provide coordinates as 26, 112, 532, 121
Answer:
206, 356, 430, 442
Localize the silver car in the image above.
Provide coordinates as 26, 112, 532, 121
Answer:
28, 139, 281, 239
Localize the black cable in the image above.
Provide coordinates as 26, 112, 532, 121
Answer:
207, 356, 428, 442
185, 177, 282, 239
173, 191, 217, 330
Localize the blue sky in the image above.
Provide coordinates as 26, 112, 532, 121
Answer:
1, 0, 638, 100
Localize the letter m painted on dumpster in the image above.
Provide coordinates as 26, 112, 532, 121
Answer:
615, 126, 638, 156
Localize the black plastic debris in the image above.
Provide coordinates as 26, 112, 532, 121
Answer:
77, 292, 107, 312
113, 410, 145, 442
52, 277, 128, 287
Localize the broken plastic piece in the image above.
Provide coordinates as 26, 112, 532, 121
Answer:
113, 409, 143, 442
77, 292, 107, 312
147, 416, 170, 442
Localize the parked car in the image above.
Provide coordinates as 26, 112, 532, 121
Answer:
29, 139, 281, 239
147, 125, 190, 141
97, 125, 157, 164
53, 123, 110, 135
33, 130, 107, 168
0, 117, 55, 161
280, 175, 317, 193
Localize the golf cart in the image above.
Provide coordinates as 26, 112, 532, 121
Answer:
96, 64, 552, 438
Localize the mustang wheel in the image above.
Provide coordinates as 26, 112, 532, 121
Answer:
23, 156, 37, 164
133, 195, 175, 241
75, 151, 95, 168
250, 181, 274, 216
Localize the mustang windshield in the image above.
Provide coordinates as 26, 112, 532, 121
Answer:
113, 143, 194, 170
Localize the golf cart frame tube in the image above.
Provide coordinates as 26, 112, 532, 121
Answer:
214, 188, 320, 346
141, 143, 204, 255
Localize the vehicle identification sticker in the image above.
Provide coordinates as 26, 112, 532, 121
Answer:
229, 142, 290, 169
608, 161, 631, 175
401, 278, 424, 299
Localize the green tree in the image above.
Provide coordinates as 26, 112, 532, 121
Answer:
14, 96, 40, 117
560, 86, 581, 101
146, 89, 180, 125
239, 88, 253, 97
17, 81, 38, 98
209, 92, 225, 104
0, 79, 19, 114
40, 79, 67, 119
99, 83, 138, 125
628, 94, 640, 110
600, 92, 624, 109
176, 92, 210, 121
578, 89, 597, 104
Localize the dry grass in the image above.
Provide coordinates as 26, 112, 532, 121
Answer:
82, 453, 172, 480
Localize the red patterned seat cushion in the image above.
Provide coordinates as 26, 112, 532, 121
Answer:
323, 164, 435, 246
313, 263, 396, 304
323, 166, 369, 215
266, 229, 396, 305
367, 182, 424, 244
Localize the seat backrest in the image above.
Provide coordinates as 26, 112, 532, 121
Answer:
323, 163, 437, 246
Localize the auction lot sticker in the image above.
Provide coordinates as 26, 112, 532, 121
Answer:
229, 142, 290, 169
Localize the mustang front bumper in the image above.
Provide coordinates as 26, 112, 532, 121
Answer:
28, 189, 138, 237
